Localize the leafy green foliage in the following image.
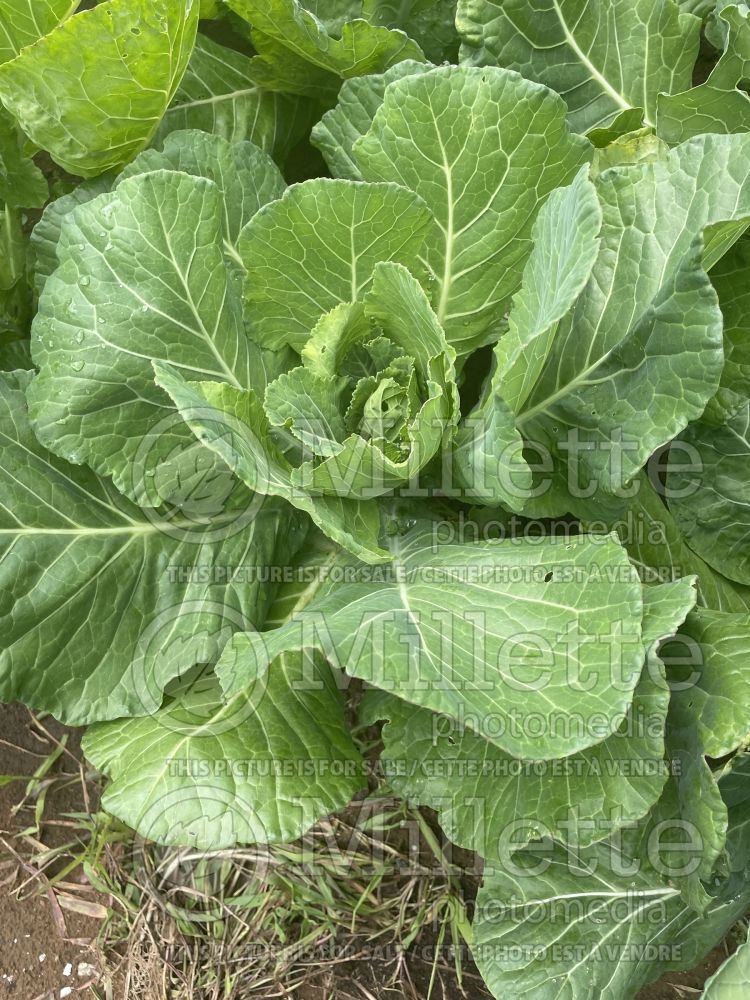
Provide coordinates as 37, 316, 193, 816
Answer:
83, 534, 365, 849
152, 34, 312, 160
0, 0, 200, 176
658, 3, 750, 142
225, 0, 426, 98
354, 64, 592, 353
0, 0, 77, 65
0, 4, 748, 998
362, 578, 696, 857
28, 132, 285, 506
0, 369, 306, 724
457, 0, 701, 132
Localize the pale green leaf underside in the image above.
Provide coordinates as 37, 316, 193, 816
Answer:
0, 0, 199, 177
218, 527, 646, 760
454, 166, 601, 508
496, 166, 603, 414
0, 370, 305, 725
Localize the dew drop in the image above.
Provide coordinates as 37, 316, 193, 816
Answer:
80, 276, 91, 287
71, 361, 84, 372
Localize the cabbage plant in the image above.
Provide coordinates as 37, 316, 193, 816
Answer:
0, 2, 749, 998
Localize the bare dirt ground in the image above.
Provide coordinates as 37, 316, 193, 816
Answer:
0, 705, 104, 1000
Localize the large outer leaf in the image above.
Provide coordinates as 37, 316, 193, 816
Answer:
153, 34, 310, 160
153, 364, 390, 565
239, 178, 433, 351
664, 609, 750, 759
226, 0, 425, 99
457, 0, 701, 133
658, 3, 750, 143
472, 839, 750, 1000
517, 232, 722, 498
0, 370, 305, 725
0, 0, 77, 64
218, 525, 647, 760
83, 657, 364, 849
0, 0, 198, 177
453, 167, 601, 508
363, 578, 695, 857
311, 60, 432, 180
83, 528, 364, 849
354, 65, 592, 354
667, 398, 750, 585
117, 129, 286, 250
495, 134, 750, 508
703, 926, 750, 999
593, 473, 750, 613
28, 143, 284, 506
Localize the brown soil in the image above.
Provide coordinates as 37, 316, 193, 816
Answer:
0, 704, 104, 1000
636, 943, 737, 1000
